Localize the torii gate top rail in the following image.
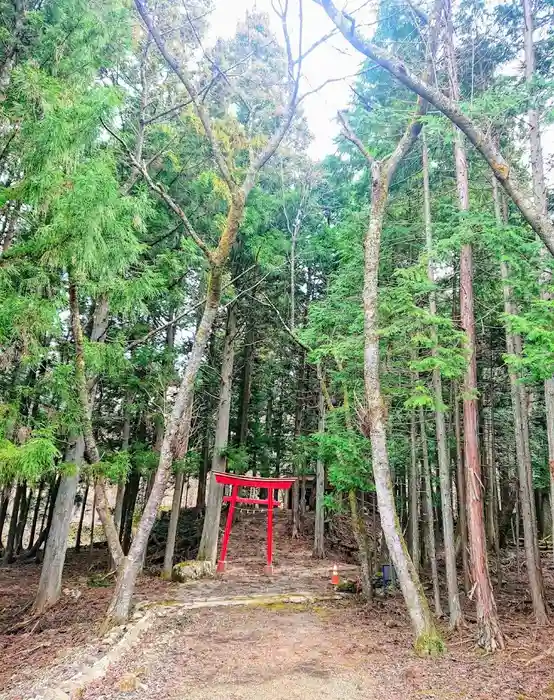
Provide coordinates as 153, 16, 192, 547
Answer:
214, 473, 296, 574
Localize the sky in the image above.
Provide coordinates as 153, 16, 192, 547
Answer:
207, 0, 372, 159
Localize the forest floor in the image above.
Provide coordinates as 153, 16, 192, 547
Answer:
1, 511, 554, 699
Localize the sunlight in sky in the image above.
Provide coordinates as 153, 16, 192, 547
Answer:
208, 0, 373, 159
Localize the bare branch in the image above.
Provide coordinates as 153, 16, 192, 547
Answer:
316, 0, 554, 256
294, 28, 338, 64
386, 98, 424, 180
298, 69, 364, 104
242, 0, 304, 195
100, 117, 214, 263
337, 111, 374, 164
182, 0, 253, 116
129, 263, 260, 348
256, 293, 312, 354
134, 0, 236, 190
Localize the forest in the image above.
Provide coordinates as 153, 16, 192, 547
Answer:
1, 0, 554, 695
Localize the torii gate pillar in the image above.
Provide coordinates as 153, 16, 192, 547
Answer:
214, 473, 296, 574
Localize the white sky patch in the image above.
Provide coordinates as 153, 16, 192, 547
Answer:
207, 0, 373, 159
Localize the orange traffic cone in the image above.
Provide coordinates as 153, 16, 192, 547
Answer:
331, 564, 339, 586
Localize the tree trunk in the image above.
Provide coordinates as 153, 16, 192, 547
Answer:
89, 485, 97, 563
237, 323, 254, 446
362, 162, 440, 653
121, 470, 140, 553
0, 485, 11, 549
28, 480, 44, 550
39, 487, 50, 538
547, 380, 554, 565
163, 403, 193, 578
313, 367, 325, 559
103, 260, 227, 631
292, 352, 306, 539
443, 2, 503, 648
420, 408, 443, 617
197, 429, 210, 508
2, 482, 23, 564
453, 386, 470, 592
409, 412, 420, 573
521, 0, 554, 577
114, 406, 132, 536
15, 484, 31, 554
423, 131, 462, 627
349, 490, 372, 599
162, 472, 185, 578
33, 439, 84, 613
75, 479, 89, 553
198, 303, 238, 563
493, 178, 548, 623
68, 282, 123, 567
460, 240, 503, 650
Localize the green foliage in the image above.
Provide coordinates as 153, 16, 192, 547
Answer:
0, 429, 60, 485
174, 449, 201, 477
94, 450, 131, 484
221, 446, 249, 474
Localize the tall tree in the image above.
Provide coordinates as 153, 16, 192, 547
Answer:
443, 0, 503, 651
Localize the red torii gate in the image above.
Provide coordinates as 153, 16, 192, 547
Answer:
214, 473, 296, 574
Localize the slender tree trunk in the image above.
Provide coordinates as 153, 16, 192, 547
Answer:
453, 386, 470, 592
197, 429, 210, 508
444, 2, 503, 649
237, 323, 254, 446
15, 484, 31, 553
68, 282, 123, 567
521, 0, 554, 577
541, 401, 554, 562
114, 406, 132, 536
409, 412, 420, 573
75, 480, 89, 553
163, 403, 193, 577
33, 439, 84, 613
121, 470, 140, 553
198, 303, 238, 563
28, 481, 43, 550
89, 485, 97, 563
492, 179, 548, 622
420, 408, 443, 617
3, 482, 23, 564
460, 238, 503, 650
23, 478, 59, 561
362, 162, 440, 652
291, 357, 305, 538
163, 472, 185, 578
349, 490, 372, 599
103, 260, 227, 630
0, 485, 11, 548
313, 366, 325, 559
423, 132, 462, 627
38, 483, 52, 543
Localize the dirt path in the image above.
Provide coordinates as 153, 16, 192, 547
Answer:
2, 512, 554, 699
80, 599, 552, 700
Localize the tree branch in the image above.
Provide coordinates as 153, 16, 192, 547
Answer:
241, 0, 305, 196
128, 263, 259, 348
134, 0, 236, 191
337, 110, 374, 164
100, 118, 215, 264
316, 0, 554, 256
